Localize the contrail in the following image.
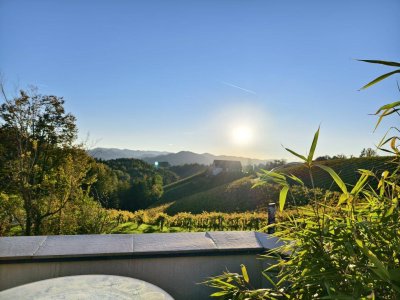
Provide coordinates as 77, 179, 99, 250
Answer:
221, 81, 257, 95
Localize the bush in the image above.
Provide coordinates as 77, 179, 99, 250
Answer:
205, 60, 400, 299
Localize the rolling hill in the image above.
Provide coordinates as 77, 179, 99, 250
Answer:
143, 151, 269, 166
88, 148, 170, 160
278, 156, 396, 190
149, 156, 397, 215
160, 176, 274, 214
160, 171, 245, 203
88, 148, 269, 166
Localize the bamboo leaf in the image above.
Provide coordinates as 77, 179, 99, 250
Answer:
213, 279, 237, 289
338, 193, 349, 206
375, 101, 400, 114
211, 291, 229, 297
358, 59, 400, 67
374, 107, 400, 131
241, 264, 249, 283
262, 272, 277, 288
287, 174, 304, 186
391, 137, 399, 153
355, 239, 390, 282
308, 127, 320, 164
285, 147, 307, 162
360, 69, 400, 90
350, 172, 370, 195
279, 185, 289, 211
315, 164, 348, 194
374, 108, 391, 131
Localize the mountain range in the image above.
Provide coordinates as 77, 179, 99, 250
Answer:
88, 148, 269, 166
87, 148, 170, 160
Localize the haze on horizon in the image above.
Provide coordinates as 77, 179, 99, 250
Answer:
1, 0, 399, 160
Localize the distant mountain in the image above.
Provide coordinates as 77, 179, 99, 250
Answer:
88, 148, 269, 166
88, 148, 171, 160
142, 151, 269, 166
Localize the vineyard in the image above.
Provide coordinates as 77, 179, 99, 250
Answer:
106, 208, 269, 233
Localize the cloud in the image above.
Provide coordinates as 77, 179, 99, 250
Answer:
221, 81, 257, 95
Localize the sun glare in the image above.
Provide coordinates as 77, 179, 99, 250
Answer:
232, 126, 253, 145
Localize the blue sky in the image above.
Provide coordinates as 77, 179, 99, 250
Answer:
1, 0, 399, 160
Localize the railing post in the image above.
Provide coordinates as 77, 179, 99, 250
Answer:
267, 202, 276, 234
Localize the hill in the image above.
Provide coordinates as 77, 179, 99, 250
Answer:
159, 171, 245, 203
88, 148, 170, 160
143, 151, 269, 166
149, 156, 396, 215
88, 148, 269, 166
150, 170, 278, 214
278, 156, 396, 190
160, 176, 274, 214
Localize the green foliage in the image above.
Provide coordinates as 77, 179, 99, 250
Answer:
203, 265, 282, 300
91, 158, 176, 211
0, 88, 121, 236
207, 131, 400, 299
0, 89, 95, 235
0, 193, 24, 236
279, 156, 395, 191
205, 60, 400, 299
87, 162, 122, 208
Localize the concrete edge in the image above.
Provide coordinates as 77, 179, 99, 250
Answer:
0, 231, 283, 262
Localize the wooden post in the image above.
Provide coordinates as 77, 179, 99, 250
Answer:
267, 202, 276, 234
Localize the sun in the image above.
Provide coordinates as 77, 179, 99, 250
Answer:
232, 125, 253, 145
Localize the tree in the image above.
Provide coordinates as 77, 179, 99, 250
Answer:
87, 162, 121, 208
0, 88, 92, 235
315, 155, 331, 161
360, 147, 377, 157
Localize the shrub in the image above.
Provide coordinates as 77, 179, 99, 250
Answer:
205, 60, 400, 299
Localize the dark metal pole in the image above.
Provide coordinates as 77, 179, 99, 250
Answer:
267, 202, 276, 234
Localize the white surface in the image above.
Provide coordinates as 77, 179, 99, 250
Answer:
0, 275, 174, 300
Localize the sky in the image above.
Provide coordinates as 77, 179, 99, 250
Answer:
0, 0, 399, 160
